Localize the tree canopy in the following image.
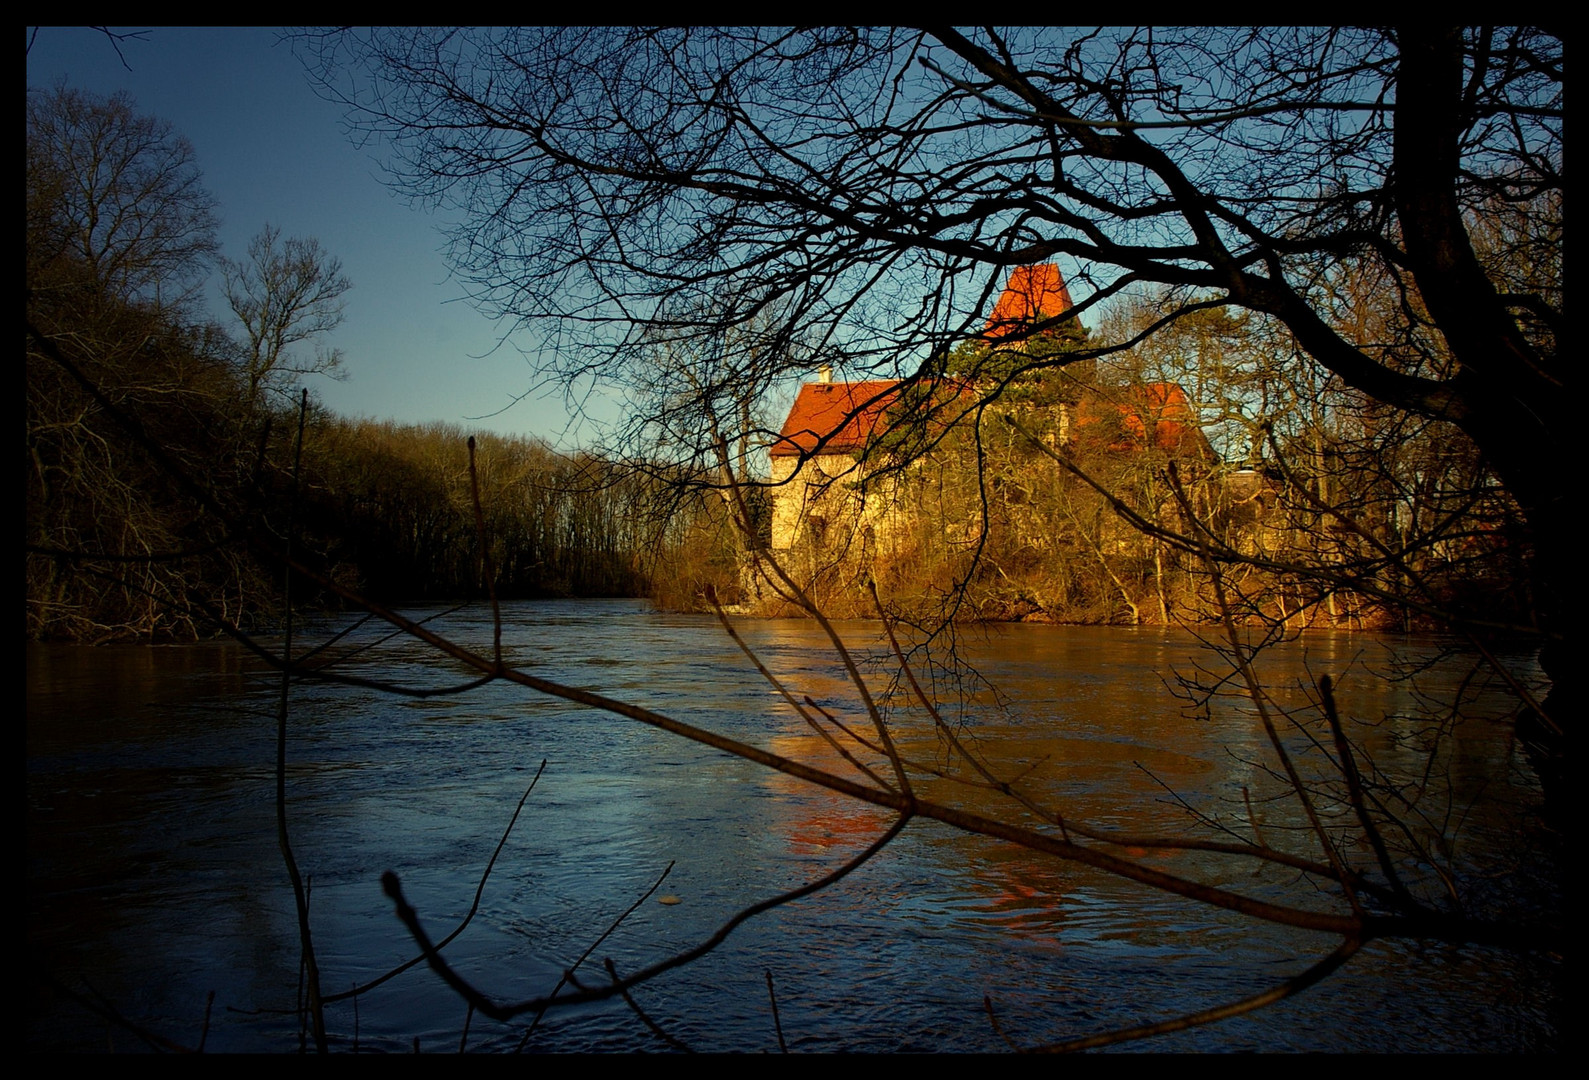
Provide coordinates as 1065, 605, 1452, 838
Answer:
297, 33, 1555, 364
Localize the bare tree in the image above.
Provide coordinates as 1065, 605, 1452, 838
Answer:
223, 224, 352, 408
25, 84, 255, 640
27, 82, 218, 316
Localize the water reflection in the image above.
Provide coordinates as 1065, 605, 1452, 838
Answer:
27, 601, 1555, 1052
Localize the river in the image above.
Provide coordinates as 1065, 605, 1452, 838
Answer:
26, 600, 1558, 1052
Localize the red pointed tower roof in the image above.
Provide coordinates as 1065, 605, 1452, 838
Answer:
983, 264, 1074, 340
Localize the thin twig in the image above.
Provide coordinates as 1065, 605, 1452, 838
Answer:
1242, 786, 1268, 850
984, 994, 1022, 1052
325, 760, 548, 1004
1168, 466, 1364, 919
196, 990, 214, 1053
1319, 675, 1412, 905
385, 815, 913, 1023
870, 579, 1072, 840
605, 958, 693, 1052
714, 438, 914, 798
516, 859, 677, 1049
1033, 937, 1363, 1052
275, 389, 327, 1053
466, 435, 503, 667
1266, 434, 1557, 736
1135, 761, 1247, 845
766, 970, 788, 1053
799, 694, 896, 790
707, 586, 893, 791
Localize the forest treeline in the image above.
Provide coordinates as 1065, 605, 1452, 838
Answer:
298, 419, 651, 605
27, 356, 672, 641
30, 324, 1529, 642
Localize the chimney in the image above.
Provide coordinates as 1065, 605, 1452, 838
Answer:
817, 364, 832, 384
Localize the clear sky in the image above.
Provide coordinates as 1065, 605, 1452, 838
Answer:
26, 26, 608, 446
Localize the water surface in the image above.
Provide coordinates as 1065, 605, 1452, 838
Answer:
27, 600, 1557, 1052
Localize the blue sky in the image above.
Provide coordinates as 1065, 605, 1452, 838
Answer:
27, 26, 606, 445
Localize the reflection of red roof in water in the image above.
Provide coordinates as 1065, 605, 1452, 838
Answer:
984, 264, 1075, 339
769, 380, 903, 457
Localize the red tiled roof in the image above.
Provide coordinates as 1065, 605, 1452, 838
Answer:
768, 380, 903, 457
770, 380, 1206, 459
1075, 382, 1209, 455
984, 264, 1075, 340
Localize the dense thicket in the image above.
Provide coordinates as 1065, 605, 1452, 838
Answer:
295, 418, 651, 603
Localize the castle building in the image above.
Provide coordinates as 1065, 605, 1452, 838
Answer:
766, 266, 1210, 557
767, 375, 903, 552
